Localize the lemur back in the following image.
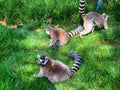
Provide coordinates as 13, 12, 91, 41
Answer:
37, 52, 82, 83
79, 0, 108, 37
46, 25, 83, 47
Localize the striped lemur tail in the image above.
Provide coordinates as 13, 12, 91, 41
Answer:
79, 0, 86, 17
68, 52, 82, 76
68, 25, 83, 37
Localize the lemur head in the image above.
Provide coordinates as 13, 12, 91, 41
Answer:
102, 13, 109, 21
37, 55, 49, 66
45, 27, 53, 35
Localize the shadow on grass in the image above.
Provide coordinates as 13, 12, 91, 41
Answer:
27, 78, 57, 90
101, 26, 120, 46
0, 73, 57, 90
46, 46, 59, 57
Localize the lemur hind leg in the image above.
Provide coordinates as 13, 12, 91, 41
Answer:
48, 38, 57, 47
91, 27, 95, 33
79, 20, 94, 37
79, 27, 93, 37
103, 21, 108, 30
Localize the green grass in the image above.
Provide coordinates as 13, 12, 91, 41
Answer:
0, 0, 120, 90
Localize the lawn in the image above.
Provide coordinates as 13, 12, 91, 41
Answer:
0, 0, 120, 90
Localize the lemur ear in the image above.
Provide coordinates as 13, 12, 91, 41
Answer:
37, 55, 40, 58
102, 13, 109, 21
45, 56, 49, 60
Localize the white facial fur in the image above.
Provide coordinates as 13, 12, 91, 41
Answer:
37, 55, 42, 64
45, 27, 53, 35
46, 29, 50, 35
37, 55, 49, 65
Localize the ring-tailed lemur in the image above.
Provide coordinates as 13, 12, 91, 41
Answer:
37, 52, 82, 83
79, 0, 108, 37
46, 25, 83, 47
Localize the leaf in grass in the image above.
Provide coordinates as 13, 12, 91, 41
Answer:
10, 25, 17, 29
46, 18, 52, 23
54, 24, 59, 28
34, 49, 38, 52
0, 19, 7, 26
35, 28, 41, 32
